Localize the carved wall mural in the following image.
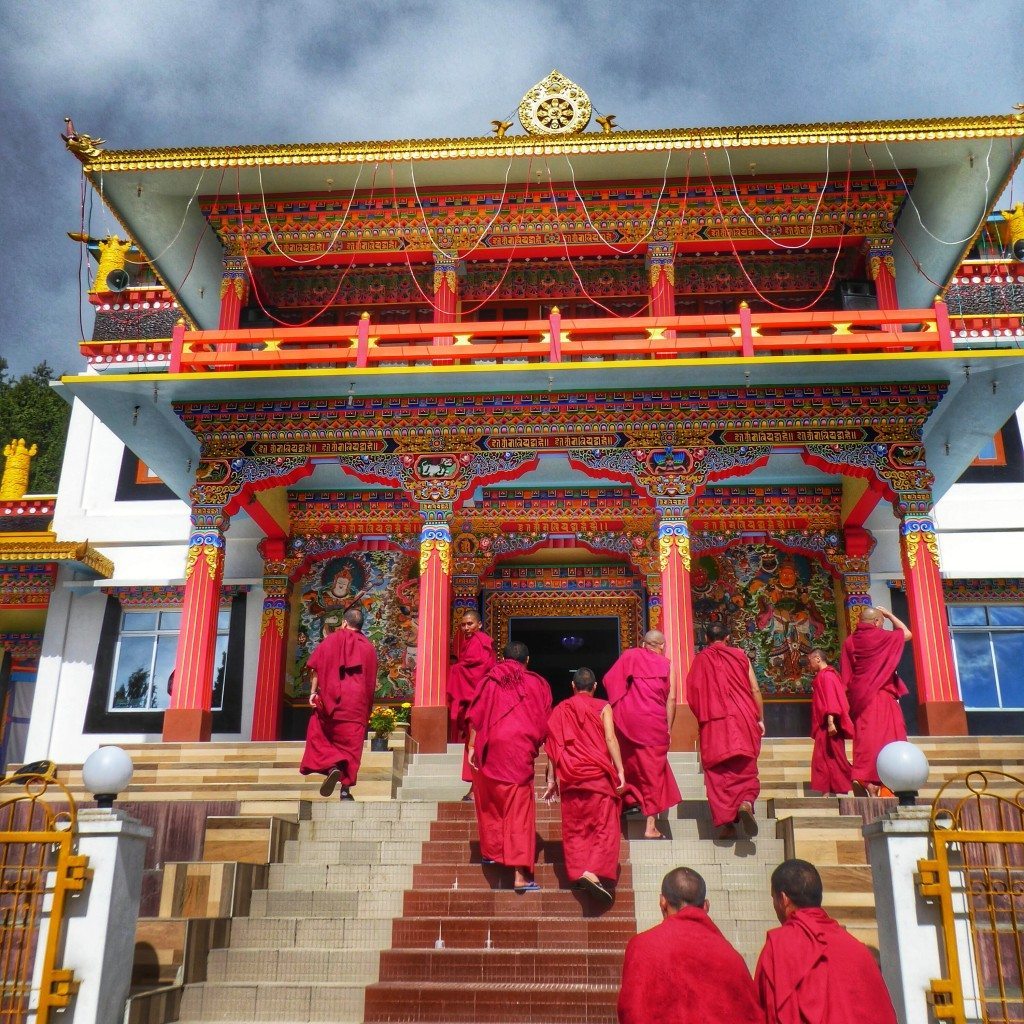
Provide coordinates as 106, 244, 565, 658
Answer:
691, 543, 838, 698
291, 549, 418, 704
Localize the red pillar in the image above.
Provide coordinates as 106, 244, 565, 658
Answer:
411, 519, 452, 752
867, 237, 898, 331
164, 507, 227, 742
646, 241, 675, 319
219, 253, 248, 330
433, 250, 458, 346
898, 512, 968, 735
251, 538, 290, 741
658, 514, 698, 750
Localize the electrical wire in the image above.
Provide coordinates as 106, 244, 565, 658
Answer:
722, 144, 832, 250
256, 162, 366, 265
175, 167, 226, 293
133, 170, 208, 264
884, 138, 994, 246
701, 145, 854, 312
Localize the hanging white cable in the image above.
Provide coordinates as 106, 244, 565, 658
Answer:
721, 144, 832, 250
256, 162, 366, 265
562, 149, 673, 254
408, 156, 516, 260
126, 170, 207, 264
884, 138, 993, 246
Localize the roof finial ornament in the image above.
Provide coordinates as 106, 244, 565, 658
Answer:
518, 70, 593, 137
61, 117, 105, 163
491, 119, 514, 139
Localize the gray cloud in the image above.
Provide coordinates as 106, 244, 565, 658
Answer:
0, 0, 1020, 376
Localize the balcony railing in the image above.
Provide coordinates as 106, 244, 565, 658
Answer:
76, 303, 1024, 374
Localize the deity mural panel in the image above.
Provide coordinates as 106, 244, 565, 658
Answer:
291, 550, 418, 703
691, 544, 838, 698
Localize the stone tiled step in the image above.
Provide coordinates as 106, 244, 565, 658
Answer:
363, 980, 618, 1023
392, 915, 636, 950
283, 830, 432, 860
229, 915, 393, 950
178, 980, 365, 1023
293, 817, 434, 842
411, 863, 634, 889
401, 888, 635, 919
268, 857, 424, 890
206, 946, 381, 984
418, 839, 629, 866
251, 885, 415, 918
377, 947, 624, 984
304, 800, 437, 821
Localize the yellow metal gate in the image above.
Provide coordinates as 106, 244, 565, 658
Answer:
919, 770, 1024, 1024
0, 766, 89, 1024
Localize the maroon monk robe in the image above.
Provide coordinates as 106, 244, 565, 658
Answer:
545, 691, 622, 883
686, 642, 761, 827
603, 647, 681, 816
810, 666, 854, 795
447, 630, 497, 779
299, 628, 378, 786
840, 623, 908, 786
618, 905, 761, 1024
468, 661, 551, 868
756, 906, 897, 1024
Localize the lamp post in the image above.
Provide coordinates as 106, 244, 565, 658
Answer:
81, 745, 134, 808
876, 740, 930, 806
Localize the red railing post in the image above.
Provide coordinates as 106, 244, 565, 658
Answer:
738, 301, 755, 358
548, 306, 562, 362
934, 297, 953, 351
169, 318, 186, 373
355, 311, 371, 368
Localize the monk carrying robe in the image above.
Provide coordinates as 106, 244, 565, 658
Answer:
840, 605, 910, 795
467, 640, 552, 891
603, 630, 681, 839
686, 622, 764, 838
757, 858, 897, 1024
299, 607, 378, 800
808, 648, 853, 795
543, 667, 626, 904
618, 866, 761, 1024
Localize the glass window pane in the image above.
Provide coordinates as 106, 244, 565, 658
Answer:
953, 632, 999, 708
150, 635, 179, 710
993, 633, 1024, 708
122, 611, 157, 632
987, 606, 1024, 627
217, 609, 231, 631
158, 612, 182, 631
110, 636, 155, 710
211, 635, 229, 711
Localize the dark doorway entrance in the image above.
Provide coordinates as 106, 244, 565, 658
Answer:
508, 616, 622, 704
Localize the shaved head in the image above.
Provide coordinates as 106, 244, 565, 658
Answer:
460, 609, 481, 623
644, 629, 665, 645
661, 867, 707, 911
860, 607, 882, 626
572, 667, 597, 692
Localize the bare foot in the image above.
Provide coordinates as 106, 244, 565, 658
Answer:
643, 814, 665, 839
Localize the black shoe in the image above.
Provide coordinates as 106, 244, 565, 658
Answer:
338, 786, 355, 801
319, 768, 341, 797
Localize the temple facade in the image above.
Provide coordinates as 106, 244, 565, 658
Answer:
4, 73, 1024, 765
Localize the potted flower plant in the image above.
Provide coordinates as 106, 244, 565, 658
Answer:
368, 705, 397, 751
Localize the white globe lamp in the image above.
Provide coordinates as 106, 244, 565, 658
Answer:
876, 741, 930, 806
82, 746, 134, 809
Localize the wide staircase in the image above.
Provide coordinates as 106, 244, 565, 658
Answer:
22, 735, 1020, 1023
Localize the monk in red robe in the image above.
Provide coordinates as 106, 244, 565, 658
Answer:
299, 607, 378, 801
840, 606, 910, 796
447, 609, 497, 798
808, 648, 853, 796
618, 866, 761, 1024
756, 858, 897, 1024
543, 667, 626, 903
686, 622, 764, 839
603, 630, 681, 839
467, 641, 552, 892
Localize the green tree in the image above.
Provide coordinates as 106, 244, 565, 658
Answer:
0, 359, 71, 494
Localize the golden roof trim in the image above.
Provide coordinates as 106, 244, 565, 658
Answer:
0, 537, 114, 578
80, 114, 1024, 173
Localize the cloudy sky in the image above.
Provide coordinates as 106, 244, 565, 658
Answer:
0, 0, 1020, 377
